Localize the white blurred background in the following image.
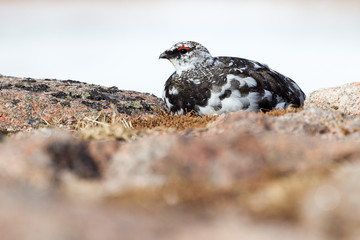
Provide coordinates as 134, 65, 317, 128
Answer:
0, 0, 359, 97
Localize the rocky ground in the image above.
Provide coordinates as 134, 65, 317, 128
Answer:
0, 74, 167, 133
0, 74, 360, 240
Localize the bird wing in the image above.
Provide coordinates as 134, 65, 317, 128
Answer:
216, 57, 306, 110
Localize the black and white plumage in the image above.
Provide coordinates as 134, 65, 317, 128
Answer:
160, 41, 305, 115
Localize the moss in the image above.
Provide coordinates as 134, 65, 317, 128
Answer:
82, 92, 91, 99
128, 101, 142, 108
131, 111, 218, 130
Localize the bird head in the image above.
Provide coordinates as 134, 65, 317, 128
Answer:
159, 41, 213, 75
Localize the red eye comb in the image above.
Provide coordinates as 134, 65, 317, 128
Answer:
177, 46, 191, 51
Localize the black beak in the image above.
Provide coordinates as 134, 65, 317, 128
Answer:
159, 52, 168, 59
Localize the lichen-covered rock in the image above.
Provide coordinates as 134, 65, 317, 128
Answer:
304, 82, 360, 115
0, 75, 167, 132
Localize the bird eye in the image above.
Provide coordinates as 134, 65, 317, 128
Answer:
179, 48, 188, 54
177, 46, 190, 54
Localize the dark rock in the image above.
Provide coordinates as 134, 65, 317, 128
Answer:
82, 100, 109, 111
117, 104, 137, 115
60, 101, 71, 107
98, 86, 119, 94
69, 92, 82, 99
50, 98, 59, 104
0, 84, 12, 90
11, 99, 20, 105
15, 83, 50, 92
24, 78, 36, 83
87, 89, 110, 101
140, 101, 153, 111
51, 91, 68, 99
64, 79, 81, 84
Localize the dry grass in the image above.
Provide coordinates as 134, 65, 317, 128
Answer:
38, 107, 297, 139
131, 110, 218, 131
39, 107, 303, 140
264, 106, 304, 117
73, 113, 138, 140
68, 110, 217, 140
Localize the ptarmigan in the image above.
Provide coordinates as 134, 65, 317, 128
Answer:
160, 41, 305, 115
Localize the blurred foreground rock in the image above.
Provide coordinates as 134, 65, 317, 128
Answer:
301, 162, 360, 240
0, 80, 360, 239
